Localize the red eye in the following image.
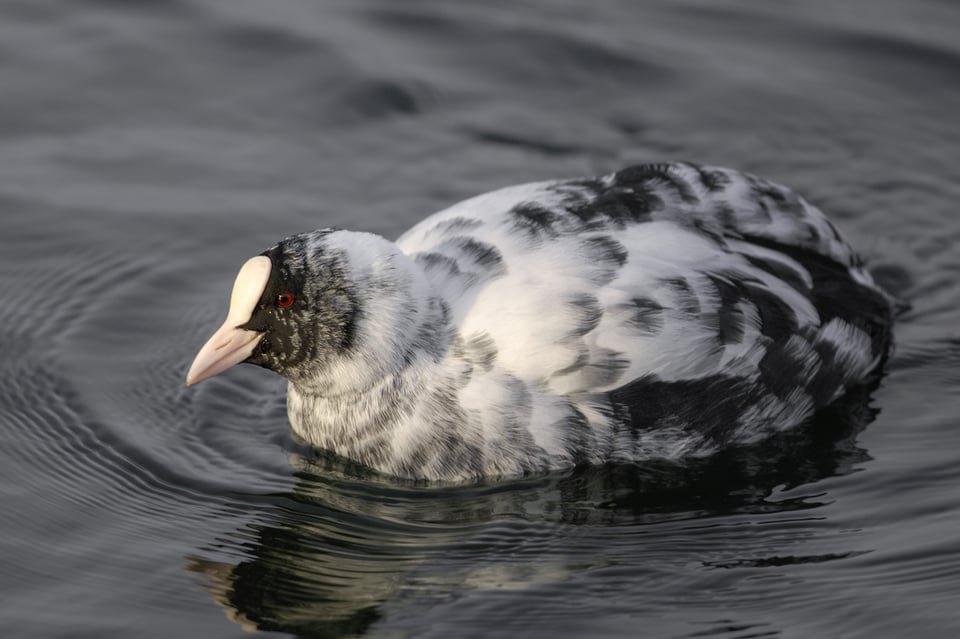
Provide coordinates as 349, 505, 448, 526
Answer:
276, 292, 294, 308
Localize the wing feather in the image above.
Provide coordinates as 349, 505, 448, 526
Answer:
397, 163, 892, 441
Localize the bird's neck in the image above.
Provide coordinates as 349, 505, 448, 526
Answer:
293, 236, 449, 394
284, 240, 457, 465
285, 355, 443, 469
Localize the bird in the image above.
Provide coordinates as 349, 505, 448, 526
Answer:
186, 162, 895, 482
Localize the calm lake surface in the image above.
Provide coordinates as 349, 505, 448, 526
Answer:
1, 1, 958, 637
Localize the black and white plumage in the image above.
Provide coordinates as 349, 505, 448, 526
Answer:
187, 162, 895, 481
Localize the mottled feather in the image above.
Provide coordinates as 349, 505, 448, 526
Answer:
227, 163, 895, 481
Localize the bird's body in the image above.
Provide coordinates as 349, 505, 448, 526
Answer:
188, 163, 894, 481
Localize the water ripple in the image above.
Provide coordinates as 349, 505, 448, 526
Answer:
183, 411, 879, 636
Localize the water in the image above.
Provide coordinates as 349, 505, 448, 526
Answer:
1, 0, 958, 637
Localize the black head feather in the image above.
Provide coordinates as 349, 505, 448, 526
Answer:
242, 231, 357, 382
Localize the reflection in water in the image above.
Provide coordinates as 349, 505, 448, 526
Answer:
188, 388, 877, 637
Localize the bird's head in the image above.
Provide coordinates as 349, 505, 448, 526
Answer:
186, 229, 357, 386
186, 229, 432, 391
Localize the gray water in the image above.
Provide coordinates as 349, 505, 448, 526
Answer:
2, 1, 959, 637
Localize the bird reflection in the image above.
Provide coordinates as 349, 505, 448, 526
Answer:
188, 387, 878, 638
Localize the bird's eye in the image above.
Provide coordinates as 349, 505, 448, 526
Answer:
276, 292, 295, 308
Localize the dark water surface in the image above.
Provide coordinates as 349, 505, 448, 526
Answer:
2, 1, 959, 637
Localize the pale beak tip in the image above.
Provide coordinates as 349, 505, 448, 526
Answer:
185, 367, 201, 386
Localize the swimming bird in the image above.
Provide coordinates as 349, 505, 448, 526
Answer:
186, 162, 894, 481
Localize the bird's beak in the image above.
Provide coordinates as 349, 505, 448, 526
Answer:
186, 256, 272, 386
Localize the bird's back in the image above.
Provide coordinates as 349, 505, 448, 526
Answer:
397, 162, 893, 453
